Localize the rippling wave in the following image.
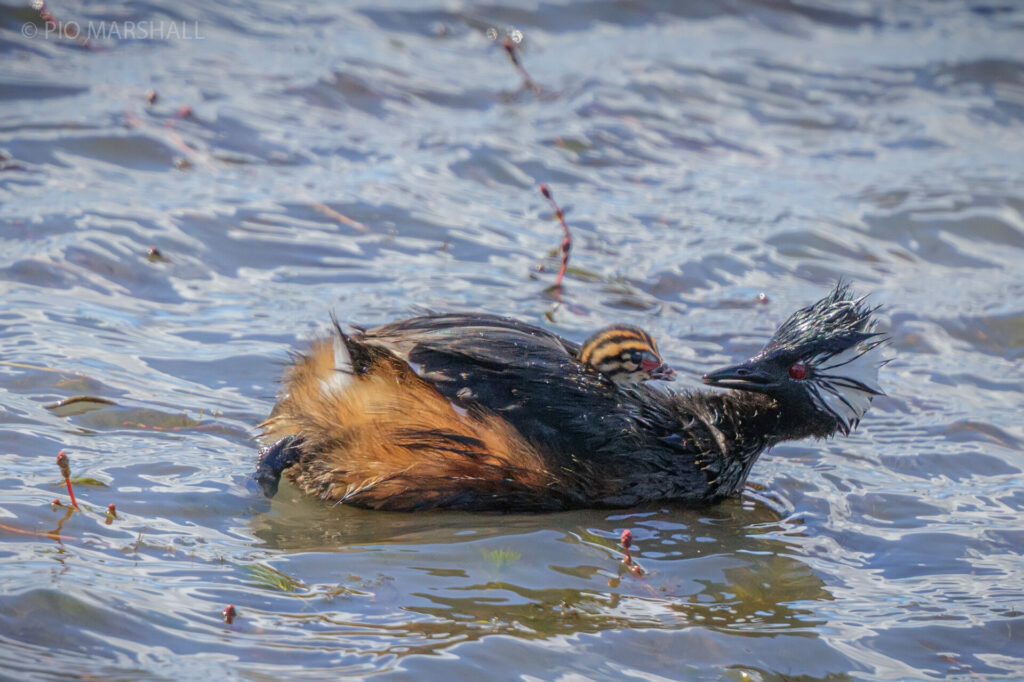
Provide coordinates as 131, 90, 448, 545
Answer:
1, 0, 1022, 678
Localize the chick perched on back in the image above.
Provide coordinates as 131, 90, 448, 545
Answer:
254, 282, 888, 512
579, 325, 675, 386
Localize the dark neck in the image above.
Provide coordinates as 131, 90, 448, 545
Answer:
676, 391, 779, 454
590, 386, 842, 507
694, 390, 838, 445
669, 389, 839, 491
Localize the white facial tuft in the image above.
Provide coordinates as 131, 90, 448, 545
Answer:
320, 333, 354, 396
806, 338, 887, 433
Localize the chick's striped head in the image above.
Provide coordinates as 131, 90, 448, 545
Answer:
580, 325, 676, 387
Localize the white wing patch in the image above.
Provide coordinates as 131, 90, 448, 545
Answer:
808, 338, 887, 434
319, 333, 354, 396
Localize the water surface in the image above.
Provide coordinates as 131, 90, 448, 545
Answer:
1, 0, 1022, 678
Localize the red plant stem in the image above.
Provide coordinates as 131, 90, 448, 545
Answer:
63, 477, 79, 510
503, 38, 537, 92
56, 450, 80, 510
539, 184, 572, 288
33, 1, 92, 47
620, 528, 644, 576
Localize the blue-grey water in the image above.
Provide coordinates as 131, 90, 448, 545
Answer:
1, 1, 1022, 679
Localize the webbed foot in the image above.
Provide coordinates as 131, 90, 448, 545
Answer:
254, 435, 303, 498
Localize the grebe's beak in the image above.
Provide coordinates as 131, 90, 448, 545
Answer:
702, 360, 774, 393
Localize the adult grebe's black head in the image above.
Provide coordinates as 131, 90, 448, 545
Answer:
702, 283, 888, 435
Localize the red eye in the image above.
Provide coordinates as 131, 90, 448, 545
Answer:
789, 363, 807, 380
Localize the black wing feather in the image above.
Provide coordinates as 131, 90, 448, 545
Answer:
358, 314, 639, 459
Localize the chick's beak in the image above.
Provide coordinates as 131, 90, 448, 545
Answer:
648, 363, 676, 381
642, 353, 676, 382
701, 360, 774, 392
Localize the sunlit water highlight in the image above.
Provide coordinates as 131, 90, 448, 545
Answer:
1, 1, 1022, 678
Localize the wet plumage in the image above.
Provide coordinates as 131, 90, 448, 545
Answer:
256, 283, 888, 511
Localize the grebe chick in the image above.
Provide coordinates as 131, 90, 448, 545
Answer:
255, 283, 888, 511
579, 325, 675, 386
